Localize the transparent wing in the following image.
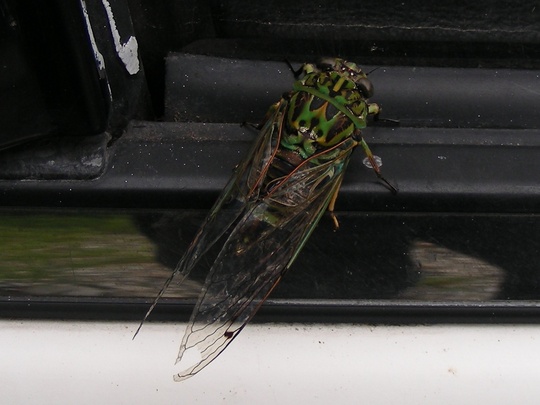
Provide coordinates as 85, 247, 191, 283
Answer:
173, 142, 357, 381
134, 102, 285, 337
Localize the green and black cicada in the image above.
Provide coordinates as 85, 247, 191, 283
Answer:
137, 58, 396, 380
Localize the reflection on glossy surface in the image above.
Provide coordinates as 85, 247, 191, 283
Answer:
0, 211, 200, 298
403, 241, 504, 301
0, 209, 538, 301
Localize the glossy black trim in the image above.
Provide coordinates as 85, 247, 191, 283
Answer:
2, 297, 540, 324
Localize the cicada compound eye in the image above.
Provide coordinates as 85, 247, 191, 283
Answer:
356, 77, 374, 98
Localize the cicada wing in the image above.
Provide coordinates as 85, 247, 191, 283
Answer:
134, 103, 286, 337
173, 146, 356, 381
177, 101, 286, 277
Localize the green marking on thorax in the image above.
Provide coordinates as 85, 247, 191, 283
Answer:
293, 78, 367, 130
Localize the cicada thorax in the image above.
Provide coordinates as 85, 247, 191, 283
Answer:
284, 91, 361, 150
260, 67, 372, 202
283, 67, 371, 155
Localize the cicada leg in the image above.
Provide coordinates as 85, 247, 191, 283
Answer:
327, 176, 344, 230
357, 136, 398, 194
284, 59, 306, 78
368, 101, 381, 117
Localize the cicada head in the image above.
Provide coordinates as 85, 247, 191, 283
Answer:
316, 58, 374, 98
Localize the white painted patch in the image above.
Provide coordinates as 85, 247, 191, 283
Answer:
101, 0, 140, 75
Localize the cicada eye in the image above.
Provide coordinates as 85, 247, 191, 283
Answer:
357, 77, 374, 98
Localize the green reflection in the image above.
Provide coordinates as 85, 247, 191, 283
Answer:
0, 211, 201, 298
0, 213, 153, 278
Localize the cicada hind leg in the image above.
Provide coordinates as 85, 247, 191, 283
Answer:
327, 177, 345, 230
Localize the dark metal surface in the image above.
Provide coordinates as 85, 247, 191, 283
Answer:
1, 2, 540, 323
166, 54, 540, 128
0, 120, 539, 212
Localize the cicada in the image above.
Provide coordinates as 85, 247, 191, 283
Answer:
136, 58, 396, 381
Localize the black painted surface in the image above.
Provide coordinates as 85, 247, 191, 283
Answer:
1, 1, 539, 322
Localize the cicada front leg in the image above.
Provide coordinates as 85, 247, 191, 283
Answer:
356, 132, 398, 194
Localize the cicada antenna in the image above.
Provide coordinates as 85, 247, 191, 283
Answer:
366, 66, 380, 76
373, 114, 400, 127
284, 59, 304, 78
